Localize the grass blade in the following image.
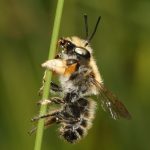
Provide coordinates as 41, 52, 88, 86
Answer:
34, 0, 64, 150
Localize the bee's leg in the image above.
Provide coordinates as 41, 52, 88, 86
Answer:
44, 116, 58, 128
50, 97, 64, 104
37, 97, 64, 105
39, 81, 62, 96
50, 81, 62, 92
28, 126, 37, 135
38, 71, 47, 96
29, 116, 57, 135
38, 68, 62, 95
31, 111, 60, 122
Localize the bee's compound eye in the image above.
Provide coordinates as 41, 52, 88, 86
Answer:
75, 47, 91, 59
66, 42, 75, 51
75, 48, 87, 55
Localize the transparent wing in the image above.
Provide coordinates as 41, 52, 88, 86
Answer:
91, 79, 131, 120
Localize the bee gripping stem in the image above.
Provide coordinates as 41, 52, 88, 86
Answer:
33, 0, 64, 150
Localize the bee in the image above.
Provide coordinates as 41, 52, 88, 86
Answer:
30, 15, 131, 143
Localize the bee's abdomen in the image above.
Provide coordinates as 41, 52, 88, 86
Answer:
59, 99, 97, 143
60, 124, 86, 143
60, 125, 85, 143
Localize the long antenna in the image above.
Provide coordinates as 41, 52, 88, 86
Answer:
84, 14, 89, 39
87, 16, 101, 42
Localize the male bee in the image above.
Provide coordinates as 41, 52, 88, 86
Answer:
31, 15, 131, 143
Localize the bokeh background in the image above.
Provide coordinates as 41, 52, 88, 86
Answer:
0, 0, 150, 150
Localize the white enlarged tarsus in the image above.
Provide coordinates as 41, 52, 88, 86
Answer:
42, 59, 67, 75
42, 59, 65, 68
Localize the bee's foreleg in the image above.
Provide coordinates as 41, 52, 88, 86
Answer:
42, 59, 66, 75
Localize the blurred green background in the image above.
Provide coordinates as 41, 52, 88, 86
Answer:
0, 0, 150, 150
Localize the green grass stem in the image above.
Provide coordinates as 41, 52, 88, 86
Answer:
34, 0, 64, 150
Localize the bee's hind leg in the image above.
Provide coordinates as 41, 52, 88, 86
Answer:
28, 116, 57, 135
31, 111, 60, 122
29, 110, 63, 135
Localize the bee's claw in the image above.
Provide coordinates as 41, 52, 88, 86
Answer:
38, 88, 43, 96
31, 116, 40, 122
37, 100, 43, 105
28, 126, 37, 135
38, 71, 47, 96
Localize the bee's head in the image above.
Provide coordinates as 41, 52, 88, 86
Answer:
58, 38, 76, 55
58, 37, 91, 61
56, 15, 101, 65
